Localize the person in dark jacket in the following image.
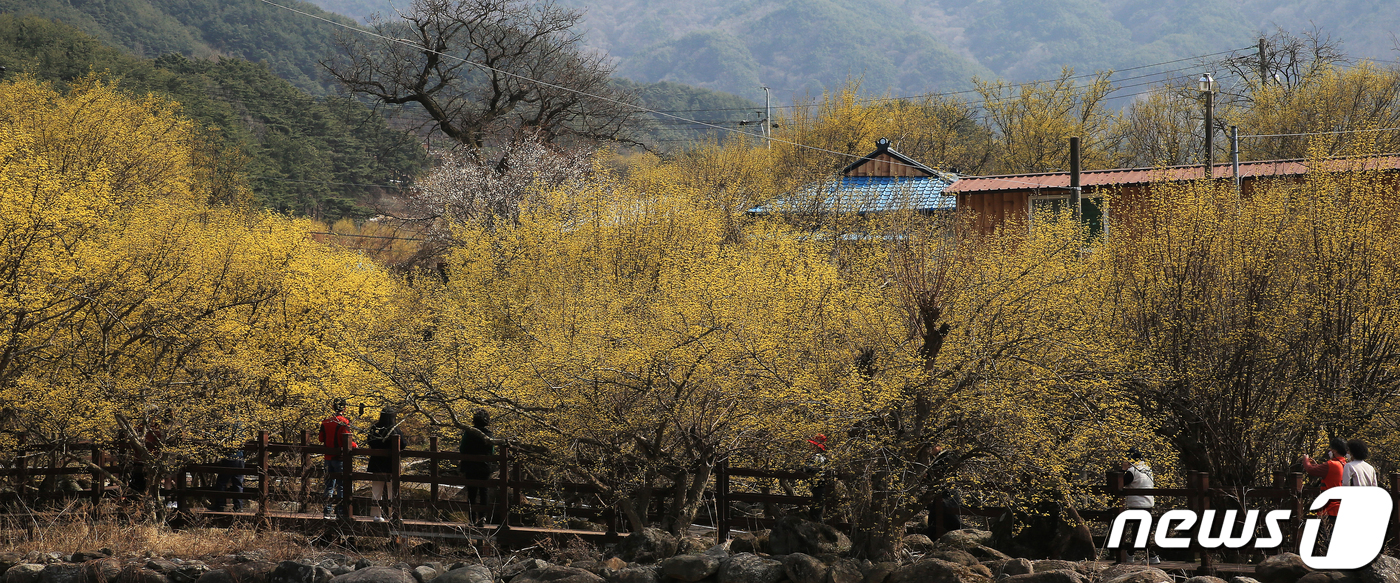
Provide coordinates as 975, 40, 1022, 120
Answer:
366, 407, 405, 523
459, 409, 496, 507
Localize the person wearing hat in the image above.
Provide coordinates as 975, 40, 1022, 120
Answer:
1119, 448, 1159, 564
459, 409, 499, 510
318, 398, 357, 519
366, 407, 406, 523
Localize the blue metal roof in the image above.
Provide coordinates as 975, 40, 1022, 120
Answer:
752, 175, 957, 214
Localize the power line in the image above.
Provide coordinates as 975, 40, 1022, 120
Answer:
647, 49, 1250, 114
1240, 127, 1400, 138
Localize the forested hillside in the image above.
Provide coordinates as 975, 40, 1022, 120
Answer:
0, 0, 354, 94
311, 0, 1400, 103
0, 14, 427, 220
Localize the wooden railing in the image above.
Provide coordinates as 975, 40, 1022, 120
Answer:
6, 436, 1398, 574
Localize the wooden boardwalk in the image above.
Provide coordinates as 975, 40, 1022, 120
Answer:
3, 433, 1392, 574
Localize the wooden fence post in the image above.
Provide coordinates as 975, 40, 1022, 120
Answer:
1272, 471, 1287, 556
89, 443, 102, 509
429, 436, 440, 517
390, 434, 401, 522
497, 443, 511, 536
1390, 473, 1400, 553
299, 430, 311, 513
1291, 472, 1305, 553
1197, 473, 1214, 576
341, 437, 354, 519
16, 432, 27, 504
716, 459, 729, 543
1110, 470, 1127, 564
258, 430, 270, 520
176, 465, 188, 514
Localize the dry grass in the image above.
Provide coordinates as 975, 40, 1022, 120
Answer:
0, 514, 314, 560
0, 503, 529, 564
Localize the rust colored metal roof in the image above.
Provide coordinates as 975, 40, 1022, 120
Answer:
945, 156, 1400, 194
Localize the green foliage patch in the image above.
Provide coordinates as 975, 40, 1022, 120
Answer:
0, 14, 428, 220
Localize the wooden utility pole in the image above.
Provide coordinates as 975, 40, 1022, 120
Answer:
1069, 136, 1082, 224
1259, 38, 1268, 86
1231, 126, 1241, 195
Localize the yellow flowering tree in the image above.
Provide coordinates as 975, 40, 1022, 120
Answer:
0, 77, 401, 506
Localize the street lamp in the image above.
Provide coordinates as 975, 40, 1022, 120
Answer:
1199, 73, 1215, 178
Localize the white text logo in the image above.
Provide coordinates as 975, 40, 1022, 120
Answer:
1106, 487, 1391, 569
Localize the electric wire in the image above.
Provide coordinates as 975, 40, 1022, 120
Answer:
251, 0, 1399, 192
1240, 127, 1400, 138
253, 0, 1261, 173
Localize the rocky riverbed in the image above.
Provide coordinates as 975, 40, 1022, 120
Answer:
3, 523, 1398, 583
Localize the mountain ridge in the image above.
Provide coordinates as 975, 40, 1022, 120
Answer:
307, 0, 1400, 105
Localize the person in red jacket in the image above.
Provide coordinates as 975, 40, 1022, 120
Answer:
1301, 437, 1349, 554
318, 398, 357, 519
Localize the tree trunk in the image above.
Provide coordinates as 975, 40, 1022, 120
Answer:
662, 462, 714, 535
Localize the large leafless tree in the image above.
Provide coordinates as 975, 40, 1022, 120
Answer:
322, 0, 643, 157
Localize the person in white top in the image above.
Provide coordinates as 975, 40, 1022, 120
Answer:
1119, 448, 1159, 564
1342, 439, 1378, 487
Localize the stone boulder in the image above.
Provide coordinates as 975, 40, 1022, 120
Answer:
728, 534, 760, 555
500, 561, 550, 582
826, 560, 861, 583
887, 559, 989, 583
619, 529, 678, 564
409, 568, 436, 583
331, 567, 418, 583
1102, 568, 1171, 583
606, 567, 659, 583
769, 517, 852, 556
197, 564, 275, 583
862, 563, 899, 583
40, 565, 85, 583
961, 545, 1011, 562
660, 555, 722, 583
1357, 555, 1400, 583
675, 538, 710, 556
169, 565, 208, 583
7, 564, 46, 583
116, 568, 169, 583
1297, 573, 1360, 583
435, 566, 491, 583
937, 530, 995, 550
81, 560, 122, 583
71, 557, 108, 568
1095, 566, 1155, 582
143, 563, 177, 577
983, 559, 1032, 578
1004, 571, 1083, 583
0, 556, 25, 575
509, 566, 602, 583
1030, 562, 1080, 575
719, 554, 785, 583
903, 536, 936, 554
1184, 577, 1227, 583
270, 562, 333, 583
925, 551, 978, 568
1257, 554, 1314, 583
783, 554, 828, 583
